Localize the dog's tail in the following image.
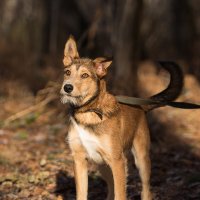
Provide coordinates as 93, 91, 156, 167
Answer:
146, 61, 183, 110
117, 62, 200, 110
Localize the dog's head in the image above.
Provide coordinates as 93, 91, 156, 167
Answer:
60, 36, 112, 107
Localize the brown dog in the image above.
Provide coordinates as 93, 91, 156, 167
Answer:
60, 36, 183, 200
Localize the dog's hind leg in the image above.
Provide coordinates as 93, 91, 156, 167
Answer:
131, 117, 152, 200
98, 164, 114, 200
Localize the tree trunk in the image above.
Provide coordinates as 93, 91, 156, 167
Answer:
112, 0, 144, 95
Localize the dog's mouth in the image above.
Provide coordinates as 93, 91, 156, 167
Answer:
65, 94, 82, 98
60, 93, 84, 105
60, 88, 99, 107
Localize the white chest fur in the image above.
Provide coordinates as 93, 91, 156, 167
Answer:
69, 117, 103, 163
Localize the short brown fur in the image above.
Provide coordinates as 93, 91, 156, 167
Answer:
61, 36, 152, 200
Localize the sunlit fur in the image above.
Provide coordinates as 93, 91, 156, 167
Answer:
61, 36, 153, 200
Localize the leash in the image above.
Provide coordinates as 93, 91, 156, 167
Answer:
116, 95, 200, 109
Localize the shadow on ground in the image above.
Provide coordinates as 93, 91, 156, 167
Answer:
148, 113, 200, 200
55, 170, 107, 200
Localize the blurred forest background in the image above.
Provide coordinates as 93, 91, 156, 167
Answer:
0, 0, 200, 200
0, 0, 200, 93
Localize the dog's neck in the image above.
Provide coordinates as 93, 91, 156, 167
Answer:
70, 79, 119, 125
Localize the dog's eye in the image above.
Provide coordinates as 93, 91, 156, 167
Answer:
65, 70, 71, 76
81, 73, 89, 79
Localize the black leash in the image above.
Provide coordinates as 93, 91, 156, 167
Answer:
116, 95, 200, 109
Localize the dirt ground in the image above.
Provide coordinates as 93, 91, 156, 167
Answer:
0, 63, 200, 200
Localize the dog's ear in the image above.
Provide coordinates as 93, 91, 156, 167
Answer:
93, 57, 112, 78
63, 35, 79, 66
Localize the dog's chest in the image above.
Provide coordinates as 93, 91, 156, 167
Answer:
68, 117, 103, 163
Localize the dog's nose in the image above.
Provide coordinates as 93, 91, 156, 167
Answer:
64, 84, 73, 93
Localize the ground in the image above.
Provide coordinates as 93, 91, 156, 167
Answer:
0, 63, 200, 200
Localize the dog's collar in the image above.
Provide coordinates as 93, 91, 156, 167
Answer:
71, 107, 103, 121
69, 103, 103, 121
84, 108, 103, 120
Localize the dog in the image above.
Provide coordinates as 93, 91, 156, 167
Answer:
60, 36, 183, 200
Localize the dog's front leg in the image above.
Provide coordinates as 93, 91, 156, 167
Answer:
73, 153, 88, 200
109, 155, 127, 200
